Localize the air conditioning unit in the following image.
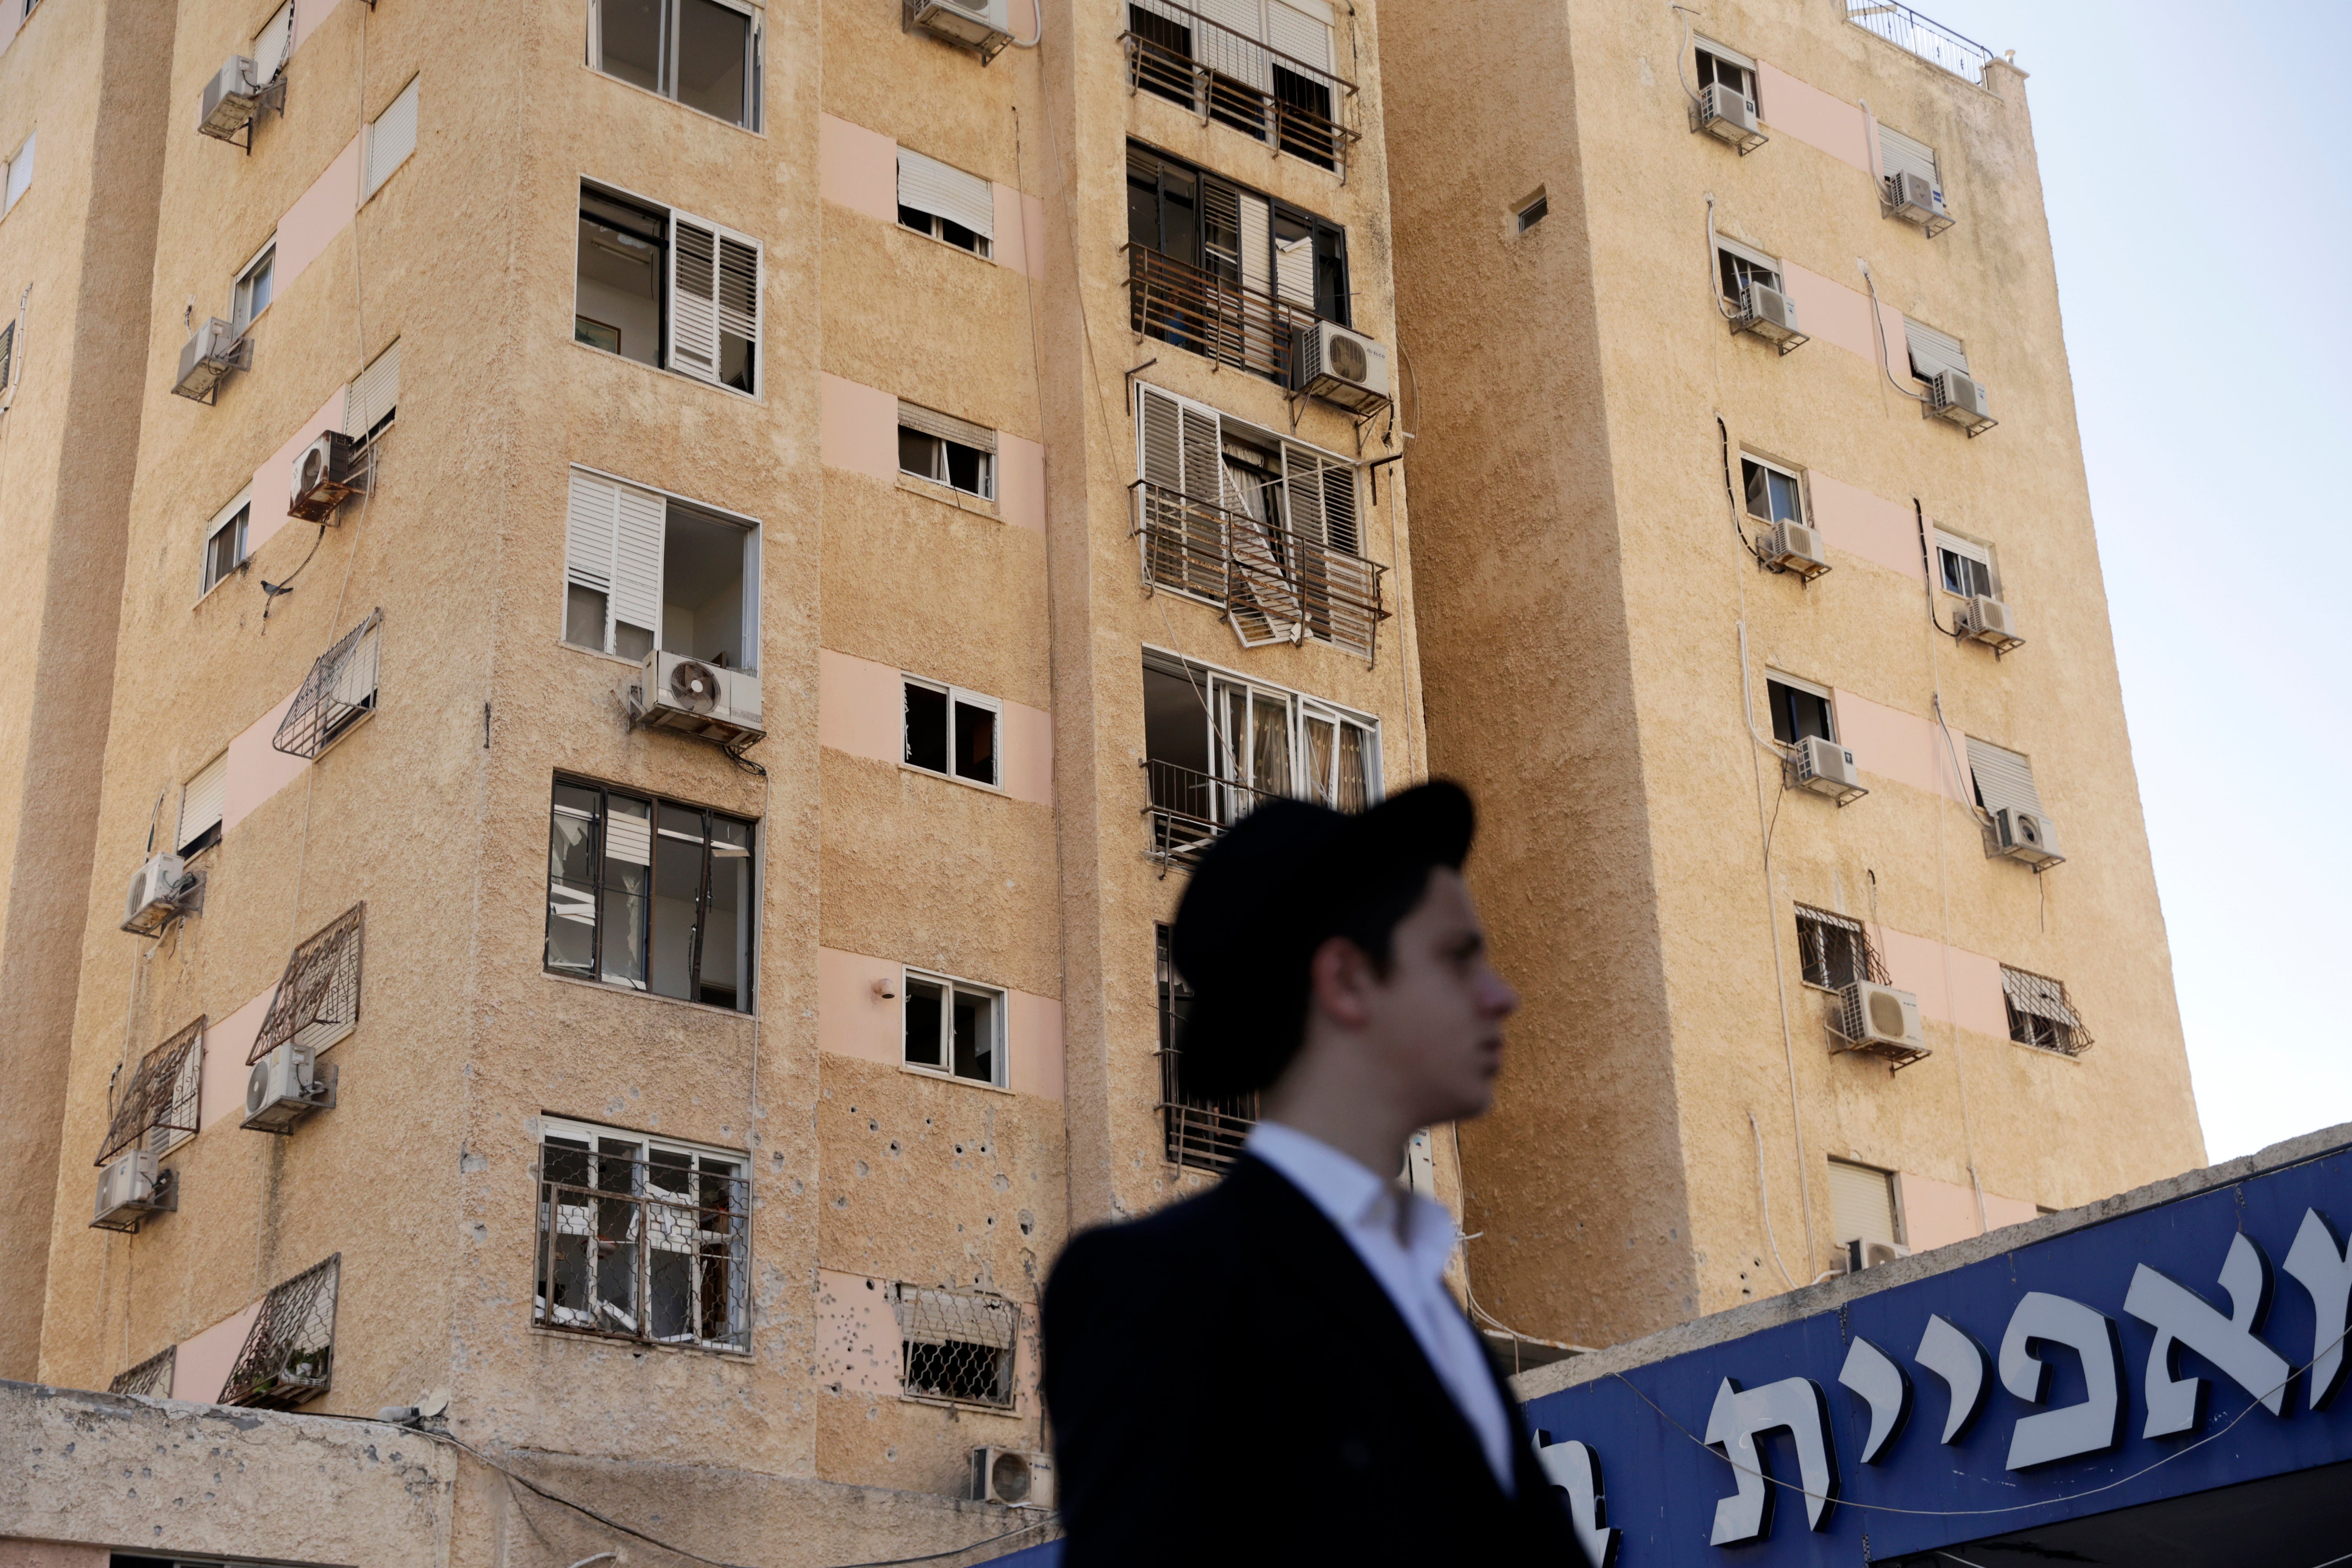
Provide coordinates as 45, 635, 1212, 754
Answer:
1994, 807, 2063, 868
1839, 979, 1924, 1056
173, 318, 252, 403
92, 1149, 176, 1232
244, 1041, 336, 1133
970, 1447, 1055, 1509
198, 56, 263, 140
1792, 734, 1862, 800
1734, 283, 1805, 351
1846, 1238, 1912, 1273
1698, 82, 1764, 150
1956, 594, 2022, 651
1886, 171, 1951, 233
1928, 369, 1995, 435
908, 0, 1013, 55
1293, 320, 1393, 417
288, 430, 367, 521
122, 852, 194, 936
635, 649, 766, 747
1764, 520, 1829, 579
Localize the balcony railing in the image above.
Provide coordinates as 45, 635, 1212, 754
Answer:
1845, 2, 1995, 85
1132, 478, 1387, 660
1160, 1023, 1260, 1173
1142, 757, 1273, 868
1121, 0, 1359, 174
1126, 242, 1312, 387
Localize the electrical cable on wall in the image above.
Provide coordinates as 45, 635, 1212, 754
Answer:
1912, 496, 1961, 637
1715, 414, 1766, 563
1857, 258, 1929, 402
1702, 197, 1742, 323
1670, 3, 1704, 108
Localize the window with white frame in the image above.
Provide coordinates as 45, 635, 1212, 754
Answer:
902, 971, 1005, 1088
1741, 455, 1804, 527
203, 491, 251, 595
897, 147, 993, 257
1936, 529, 1996, 601
564, 467, 759, 668
1715, 236, 1780, 306
1694, 39, 1757, 112
1141, 649, 1377, 861
534, 1116, 750, 1350
576, 180, 761, 393
232, 240, 276, 335
1827, 1158, 1902, 1251
589, 0, 762, 130
897, 403, 995, 499
3, 131, 33, 212
363, 77, 417, 197
544, 777, 757, 1011
1765, 672, 1835, 747
902, 676, 1000, 787
177, 751, 227, 856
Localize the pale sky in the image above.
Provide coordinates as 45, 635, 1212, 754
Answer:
1922, 0, 2352, 1163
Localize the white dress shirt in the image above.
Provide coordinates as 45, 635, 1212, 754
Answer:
1244, 1120, 1516, 1494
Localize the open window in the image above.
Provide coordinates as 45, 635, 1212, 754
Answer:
902, 970, 1005, 1087
1936, 529, 1997, 600
232, 239, 275, 335
536, 1116, 750, 1350
1515, 189, 1548, 234
1741, 456, 1805, 527
893, 1283, 1016, 1407
1795, 906, 1888, 991
251, 1, 294, 82
2003, 967, 2091, 1057
1121, 0, 1352, 173
272, 609, 380, 761
1141, 649, 1377, 864
564, 467, 759, 669
589, 0, 762, 129
897, 403, 995, 499
545, 779, 757, 1010
576, 180, 760, 393
201, 491, 249, 596
1765, 673, 1835, 747
177, 752, 227, 856
1694, 38, 1757, 113
222, 1255, 340, 1409
96, 1018, 205, 1168
1716, 236, 1780, 308
902, 676, 999, 787
897, 147, 993, 258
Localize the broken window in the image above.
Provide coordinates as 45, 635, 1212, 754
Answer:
902, 676, 999, 787
897, 403, 996, 500
251, 904, 365, 1064
109, 1343, 176, 1399
903, 970, 1005, 1087
1142, 651, 1379, 864
575, 180, 760, 392
1158, 923, 1257, 1171
893, 1283, 1016, 1408
589, 0, 762, 129
536, 1117, 750, 1350
2004, 967, 2091, 1057
545, 779, 756, 1010
1795, 907, 1890, 992
1766, 674, 1835, 747
96, 1018, 205, 1167
272, 608, 380, 761
223, 1255, 340, 1409
564, 468, 758, 669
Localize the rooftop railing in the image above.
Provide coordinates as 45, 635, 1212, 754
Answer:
1131, 478, 1387, 661
1120, 0, 1358, 174
1845, 1, 1996, 85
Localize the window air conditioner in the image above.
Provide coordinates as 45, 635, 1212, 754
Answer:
1734, 283, 1806, 352
122, 852, 194, 936
909, 0, 1013, 54
1846, 1238, 1912, 1273
1698, 83, 1764, 150
173, 318, 252, 403
1764, 520, 1829, 579
1293, 320, 1393, 417
1956, 594, 2022, 651
636, 649, 766, 747
1993, 807, 2063, 868
288, 430, 367, 521
970, 1447, 1056, 1509
198, 56, 263, 141
1886, 171, 1951, 233
1928, 369, 1995, 435
245, 1041, 336, 1133
93, 1149, 176, 1231
1838, 979, 1924, 1056
1792, 734, 1861, 799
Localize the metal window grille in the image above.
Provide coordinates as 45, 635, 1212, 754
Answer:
222, 1255, 340, 1409
273, 608, 381, 761
2003, 966, 2092, 1057
251, 903, 365, 1063
1157, 924, 1257, 1170
892, 1284, 1016, 1409
1121, 0, 1359, 173
1794, 907, 1891, 991
535, 1134, 751, 1351
1844, 0, 1994, 84
109, 1344, 176, 1399
97, 1017, 205, 1165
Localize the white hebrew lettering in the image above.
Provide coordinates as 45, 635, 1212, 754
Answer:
2283, 1208, 2352, 1412
1531, 1431, 1619, 1568
1702, 1376, 1839, 1545
2124, 1232, 2290, 1437
1999, 1291, 2127, 1470
1913, 1313, 1991, 1444
1837, 1336, 1912, 1464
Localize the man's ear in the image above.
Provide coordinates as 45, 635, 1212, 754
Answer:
1307, 934, 1377, 1030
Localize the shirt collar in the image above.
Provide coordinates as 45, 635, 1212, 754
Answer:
1246, 1121, 1457, 1265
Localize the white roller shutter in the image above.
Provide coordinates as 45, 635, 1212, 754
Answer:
1879, 125, 1940, 190
1265, 0, 1331, 70
567, 469, 666, 652
1274, 234, 1315, 310
895, 148, 993, 241
899, 401, 997, 454
176, 753, 227, 852
344, 339, 398, 438
252, 1, 294, 81
364, 76, 418, 196
668, 215, 722, 382
1965, 737, 2044, 818
1238, 192, 1272, 297
1193, 0, 1270, 89
1904, 318, 1970, 381
1829, 1161, 1899, 1248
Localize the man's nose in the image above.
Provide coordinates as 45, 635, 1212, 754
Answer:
1481, 966, 1519, 1019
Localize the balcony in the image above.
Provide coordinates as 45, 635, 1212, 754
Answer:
1121, 0, 1359, 175
1845, 1, 1995, 85
1143, 756, 1273, 869
1131, 477, 1387, 660
1125, 242, 1312, 387
1156, 924, 1257, 1173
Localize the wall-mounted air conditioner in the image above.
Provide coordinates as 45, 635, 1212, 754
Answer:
173, 318, 252, 404
197, 56, 277, 142
1293, 320, 1392, 417
1764, 520, 1829, 579
1838, 979, 1924, 1057
1956, 594, 2022, 652
1885, 171, 1952, 235
635, 650, 765, 747
288, 430, 366, 521
1993, 807, 2062, 868
1734, 283, 1806, 353
907, 0, 1014, 58
1927, 369, 1995, 436
92, 1149, 176, 1232
122, 852, 198, 936
1846, 1238, 1912, 1273
1698, 83, 1765, 152
244, 1041, 337, 1133
1790, 734, 1864, 803
970, 1447, 1055, 1509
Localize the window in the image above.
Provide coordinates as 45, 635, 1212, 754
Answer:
96, 1018, 205, 1168
1827, 1159, 1901, 1250
574, 181, 760, 393
3, 131, 33, 212
902, 970, 1005, 1086
563, 467, 759, 668
892, 1283, 1015, 1407
1965, 737, 2043, 821
1904, 318, 1970, 385
0, 319, 13, 393
1515, 190, 1548, 233
109, 1344, 176, 1399
1716, 238, 1780, 306
1158, 923, 1257, 1170
545, 779, 757, 1010
1741, 456, 1804, 526
345, 339, 398, 443
2003, 967, 2091, 1057
1694, 40, 1756, 110
902, 676, 999, 787
1879, 124, 1941, 196
1937, 529, 1996, 600
589, 0, 762, 130
1765, 674, 1835, 747
1127, 143, 1348, 323
896, 148, 993, 258
1795, 906, 1888, 991
231, 243, 276, 336
201, 492, 250, 595
253, 903, 365, 1060
1122, 0, 1347, 172
252, 1, 295, 82
176, 752, 227, 856
272, 610, 380, 760
1141, 649, 1377, 862
222, 1256, 340, 1409
363, 77, 417, 197
897, 404, 995, 499
535, 1117, 750, 1350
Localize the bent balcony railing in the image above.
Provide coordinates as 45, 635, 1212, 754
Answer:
1142, 758, 1274, 868
1125, 243, 1314, 386
1131, 478, 1388, 661
1159, 1018, 1260, 1173
1120, 0, 1359, 173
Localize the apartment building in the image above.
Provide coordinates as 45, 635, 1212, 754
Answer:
1384, 0, 2204, 1350
3, 0, 1431, 1561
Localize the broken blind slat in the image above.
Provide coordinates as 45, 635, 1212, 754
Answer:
897, 401, 997, 454
716, 232, 759, 357
668, 215, 723, 382
1965, 736, 2043, 818
177, 752, 227, 852
611, 484, 665, 646
344, 339, 399, 440
895, 148, 993, 240
1879, 124, 1940, 188
1904, 318, 1970, 380
364, 77, 418, 196
1828, 1161, 1900, 1248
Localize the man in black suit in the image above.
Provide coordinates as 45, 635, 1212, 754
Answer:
1041, 781, 1583, 1564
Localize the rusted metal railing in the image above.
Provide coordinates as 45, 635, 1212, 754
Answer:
1120, 0, 1359, 173
1124, 242, 1311, 386
1132, 478, 1387, 660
